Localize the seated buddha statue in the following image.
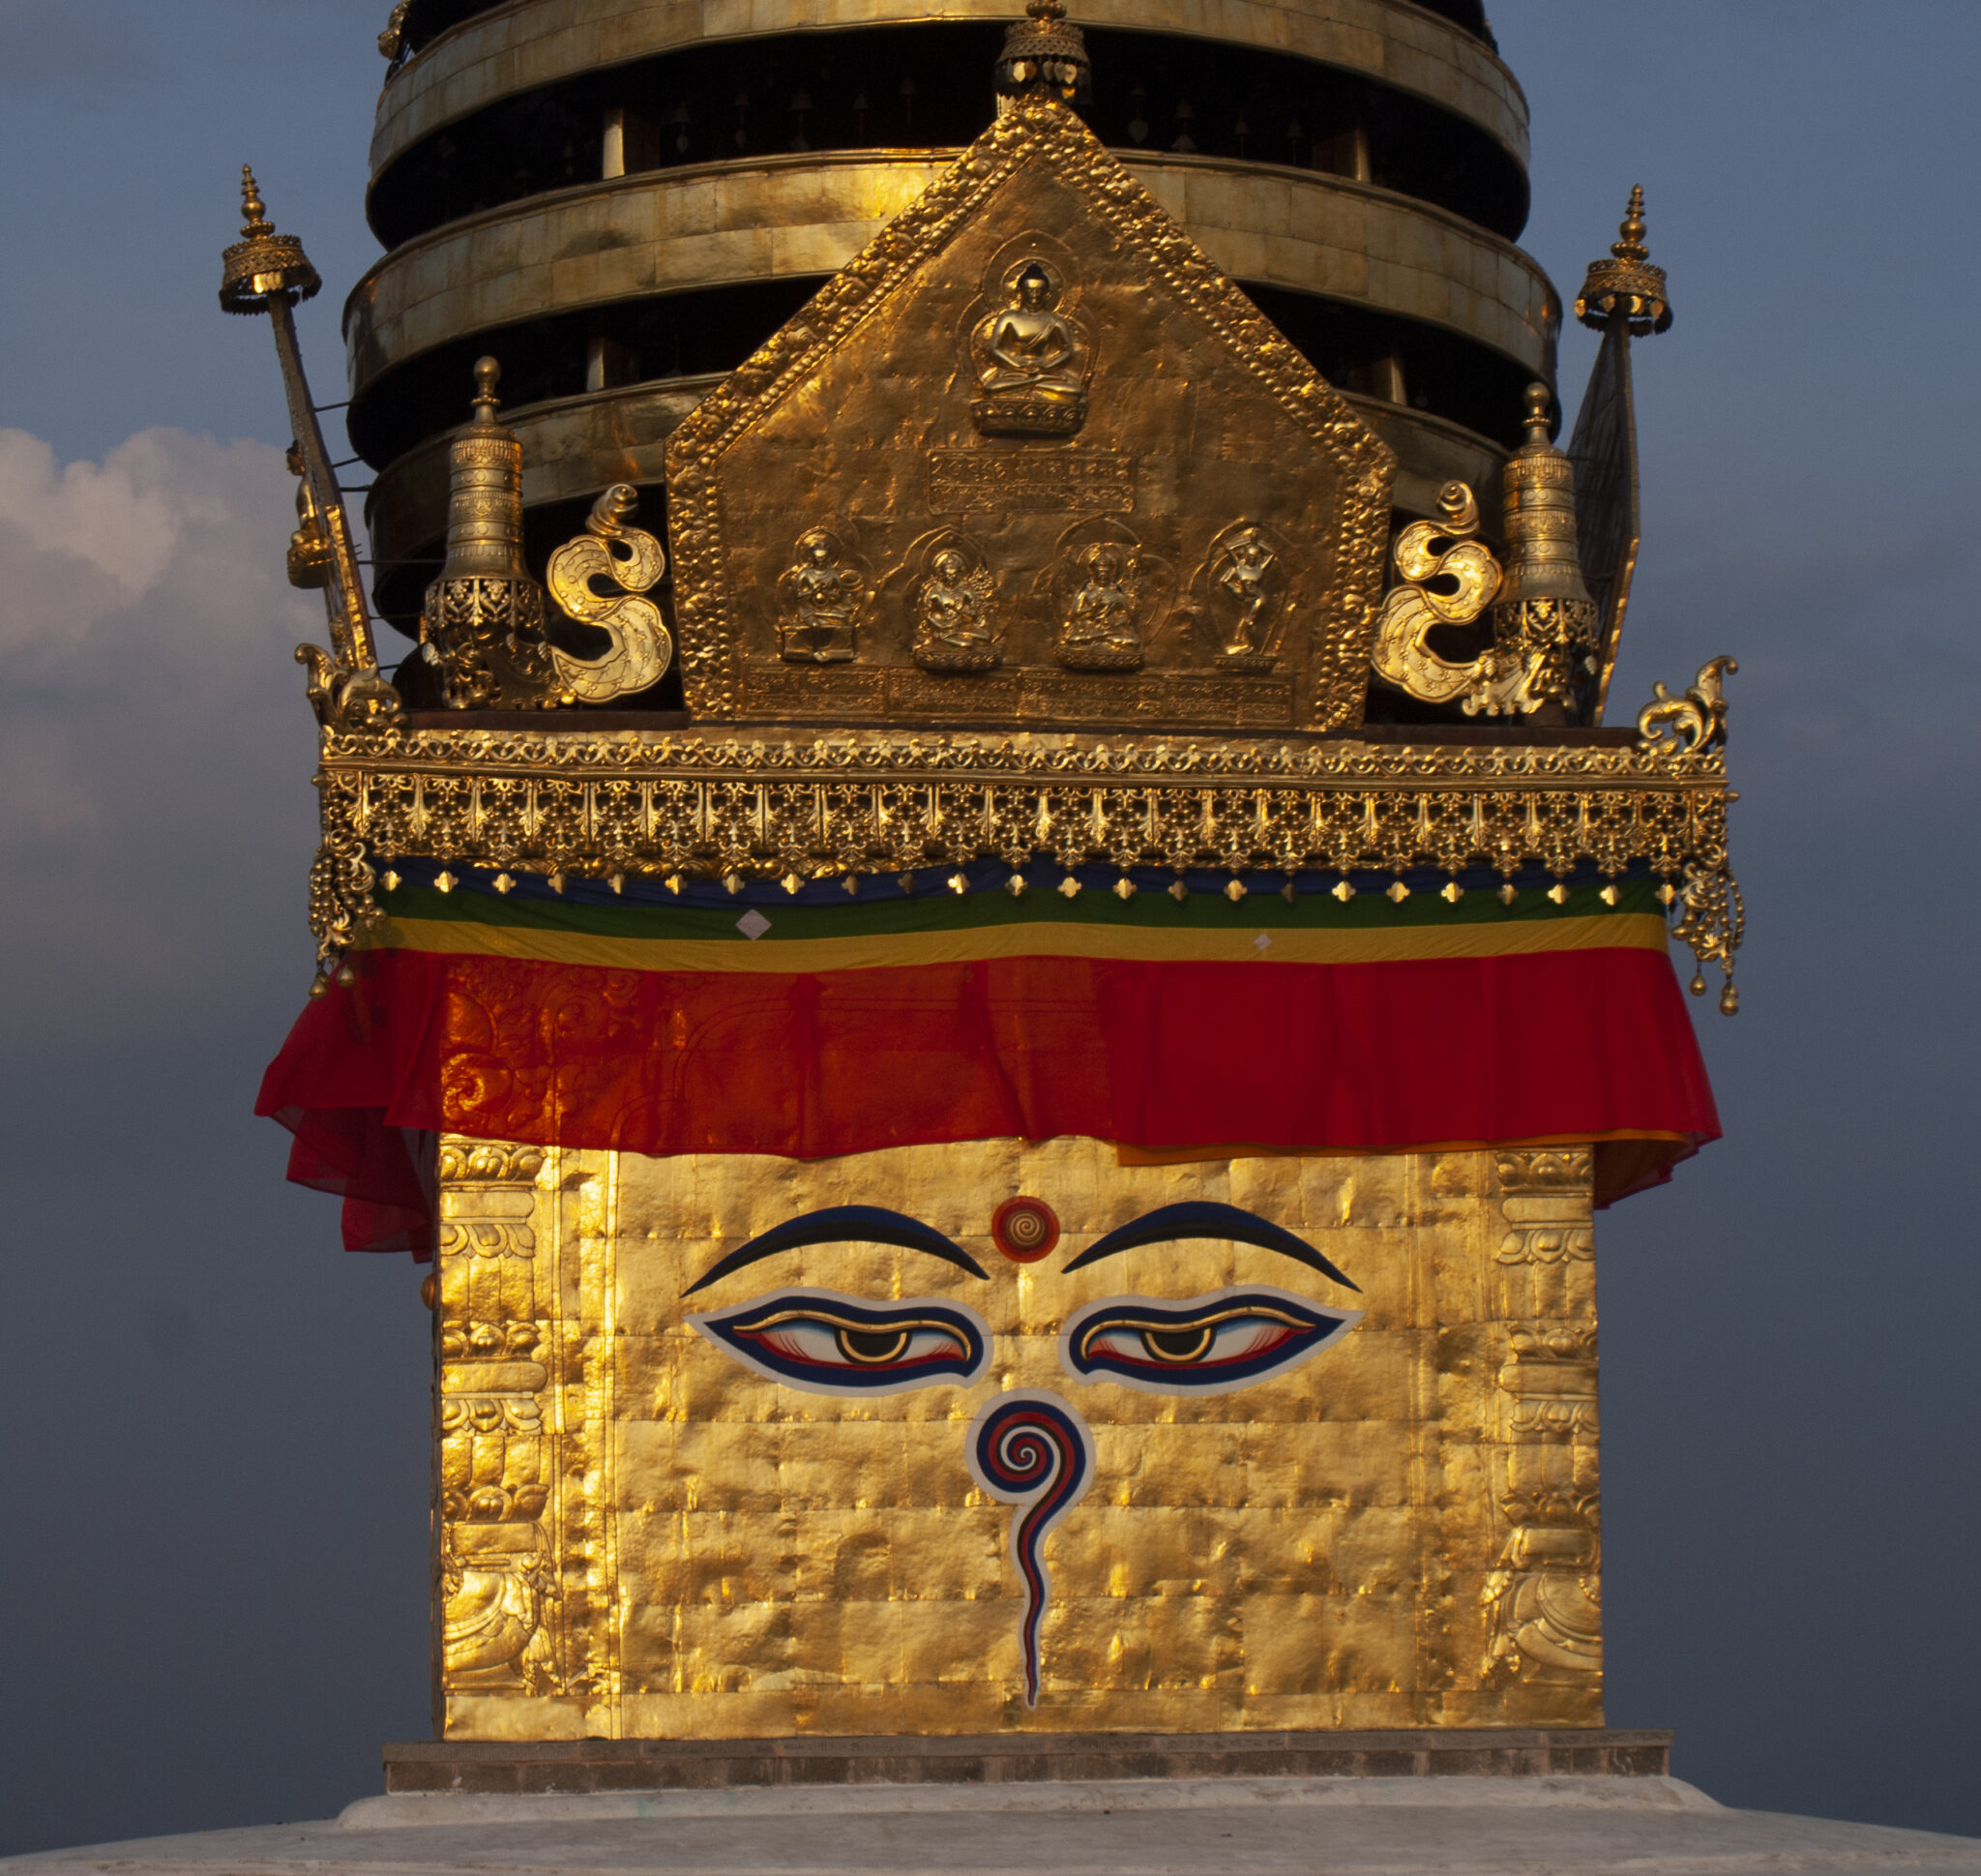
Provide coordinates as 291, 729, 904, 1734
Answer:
776, 529, 864, 664
913, 546, 999, 670
968, 265, 1093, 436
1056, 541, 1145, 670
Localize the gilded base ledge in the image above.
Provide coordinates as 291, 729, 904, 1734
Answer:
385, 1728, 1671, 1794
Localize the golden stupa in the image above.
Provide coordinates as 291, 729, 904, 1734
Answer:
228, 0, 1738, 1779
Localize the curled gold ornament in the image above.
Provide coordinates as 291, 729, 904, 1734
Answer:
378, 1, 409, 58
546, 485, 673, 702
1637, 655, 1736, 754
296, 643, 403, 732
1369, 481, 1509, 707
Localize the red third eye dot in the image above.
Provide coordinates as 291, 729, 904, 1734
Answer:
992, 1197, 1060, 1263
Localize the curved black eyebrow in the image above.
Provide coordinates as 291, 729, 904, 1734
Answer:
1061, 1201, 1360, 1293
684, 1205, 990, 1295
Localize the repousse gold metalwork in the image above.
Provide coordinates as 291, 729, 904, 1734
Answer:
1638, 657, 1742, 1013
433, 1134, 1603, 1739
1637, 656, 1733, 756
1480, 1149, 1602, 1687
994, 0, 1093, 109
665, 98, 1395, 731
257, 0, 1747, 1765
435, 1141, 615, 1709
1368, 482, 1504, 705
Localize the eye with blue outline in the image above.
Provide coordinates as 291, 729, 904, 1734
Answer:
689, 1287, 991, 1395
1060, 1286, 1361, 1394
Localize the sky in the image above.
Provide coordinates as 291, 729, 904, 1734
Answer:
1, 0, 1977, 1856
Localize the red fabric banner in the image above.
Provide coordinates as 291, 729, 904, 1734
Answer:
257, 945, 1719, 1255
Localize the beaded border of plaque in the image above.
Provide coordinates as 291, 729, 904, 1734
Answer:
665, 98, 1396, 732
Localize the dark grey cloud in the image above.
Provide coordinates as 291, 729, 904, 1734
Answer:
1506, 2, 1981, 1820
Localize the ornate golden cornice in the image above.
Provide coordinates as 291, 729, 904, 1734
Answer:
308, 677, 1741, 1007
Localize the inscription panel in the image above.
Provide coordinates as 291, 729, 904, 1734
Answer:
928, 449, 1135, 515
738, 664, 890, 720
1020, 670, 1295, 727
735, 668, 1297, 728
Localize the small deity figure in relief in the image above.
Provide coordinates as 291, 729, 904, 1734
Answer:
912, 547, 999, 670
969, 264, 1093, 437
777, 528, 864, 663
1057, 541, 1146, 670
1207, 524, 1286, 669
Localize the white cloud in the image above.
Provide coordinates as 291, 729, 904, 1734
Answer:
0, 427, 307, 671
0, 427, 339, 1046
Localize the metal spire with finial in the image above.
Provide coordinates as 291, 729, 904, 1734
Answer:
219, 166, 399, 738
1561, 185, 1672, 728
1575, 185, 1672, 336
1474, 382, 1602, 723
219, 164, 323, 313
1497, 386, 1597, 618
994, 0, 1091, 112
418, 357, 561, 711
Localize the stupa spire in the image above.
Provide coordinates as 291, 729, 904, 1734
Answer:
1575, 184, 1672, 335
994, 0, 1091, 110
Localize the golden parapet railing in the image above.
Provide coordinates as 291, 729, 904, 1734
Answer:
309, 716, 1742, 1008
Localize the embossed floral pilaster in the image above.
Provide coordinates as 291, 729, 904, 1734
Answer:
1481, 1148, 1603, 1713
436, 1141, 557, 1696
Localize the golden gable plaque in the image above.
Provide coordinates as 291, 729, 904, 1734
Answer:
666, 99, 1396, 733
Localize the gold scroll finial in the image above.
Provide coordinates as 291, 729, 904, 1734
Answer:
1575, 185, 1671, 335
545, 487, 674, 702
239, 166, 270, 236
471, 353, 503, 422
1367, 482, 1505, 709
995, 0, 1090, 110
1612, 184, 1648, 262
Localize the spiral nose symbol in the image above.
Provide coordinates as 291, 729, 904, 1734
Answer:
967, 1389, 1094, 1706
